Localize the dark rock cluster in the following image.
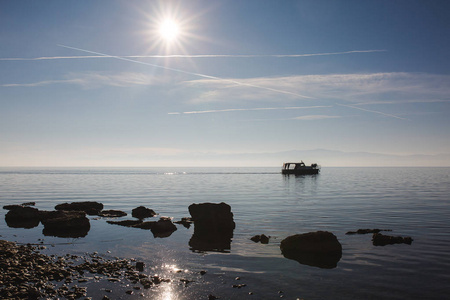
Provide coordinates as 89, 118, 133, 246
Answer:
3, 202, 161, 238
346, 228, 392, 235
250, 234, 270, 244
346, 228, 413, 246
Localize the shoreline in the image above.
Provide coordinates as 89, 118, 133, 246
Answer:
0, 239, 216, 300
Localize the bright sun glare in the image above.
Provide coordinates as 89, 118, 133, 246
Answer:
159, 19, 180, 42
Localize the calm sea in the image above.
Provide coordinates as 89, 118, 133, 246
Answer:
0, 167, 449, 299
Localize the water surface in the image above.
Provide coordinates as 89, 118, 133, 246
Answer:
1, 167, 449, 299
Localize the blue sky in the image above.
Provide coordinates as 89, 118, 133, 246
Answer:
1, 0, 450, 167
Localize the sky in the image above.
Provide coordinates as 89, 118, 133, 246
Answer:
1, 0, 450, 167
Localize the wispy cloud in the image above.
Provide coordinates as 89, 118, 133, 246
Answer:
0, 72, 173, 88
0, 49, 386, 61
55, 45, 315, 99
336, 103, 406, 120
168, 105, 331, 115
294, 115, 341, 120
186, 72, 450, 103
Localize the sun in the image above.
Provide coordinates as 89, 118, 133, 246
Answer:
159, 19, 180, 42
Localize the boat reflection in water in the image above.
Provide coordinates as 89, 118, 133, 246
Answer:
282, 161, 320, 175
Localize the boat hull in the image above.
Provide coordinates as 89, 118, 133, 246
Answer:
282, 169, 319, 175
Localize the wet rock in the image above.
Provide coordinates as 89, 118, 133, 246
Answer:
174, 217, 193, 228
346, 228, 392, 235
372, 233, 413, 246
55, 201, 103, 215
149, 219, 177, 238
41, 210, 90, 238
136, 262, 145, 272
250, 234, 270, 244
5, 206, 41, 228
107, 220, 142, 227
189, 202, 235, 229
280, 231, 342, 269
188, 202, 235, 252
107, 218, 177, 237
98, 210, 127, 217
132, 206, 156, 219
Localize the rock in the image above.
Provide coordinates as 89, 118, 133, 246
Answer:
150, 219, 177, 238
280, 231, 342, 269
107, 218, 177, 238
132, 206, 156, 219
189, 202, 235, 229
98, 210, 127, 217
174, 217, 193, 228
55, 201, 103, 215
250, 234, 270, 244
136, 262, 145, 272
40, 210, 90, 238
5, 206, 41, 228
372, 233, 413, 246
107, 220, 142, 227
188, 202, 235, 252
346, 228, 392, 235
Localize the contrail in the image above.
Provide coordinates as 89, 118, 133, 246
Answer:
336, 103, 407, 120
168, 105, 332, 115
0, 49, 386, 61
57, 44, 314, 99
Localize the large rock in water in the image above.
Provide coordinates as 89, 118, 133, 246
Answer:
188, 202, 235, 252
55, 201, 103, 215
280, 231, 342, 269
5, 206, 41, 229
132, 206, 156, 219
40, 210, 90, 238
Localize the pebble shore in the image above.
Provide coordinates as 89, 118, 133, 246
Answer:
0, 239, 179, 299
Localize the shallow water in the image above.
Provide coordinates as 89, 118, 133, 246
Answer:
1, 167, 449, 299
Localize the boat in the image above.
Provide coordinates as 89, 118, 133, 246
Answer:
282, 161, 320, 175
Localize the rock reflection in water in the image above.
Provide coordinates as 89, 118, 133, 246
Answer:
281, 250, 342, 269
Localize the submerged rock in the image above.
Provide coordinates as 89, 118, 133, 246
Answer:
55, 201, 103, 215
107, 218, 177, 238
174, 217, 193, 228
372, 233, 413, 246
98, 210, 127, 217
346, 228, 392, 235
280, 231, 342, 269
108, 220, 143, 227
188, 202, 235, 252
132, 206, 156, 219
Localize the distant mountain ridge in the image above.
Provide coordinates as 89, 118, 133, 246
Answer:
191, 149, 450, 167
